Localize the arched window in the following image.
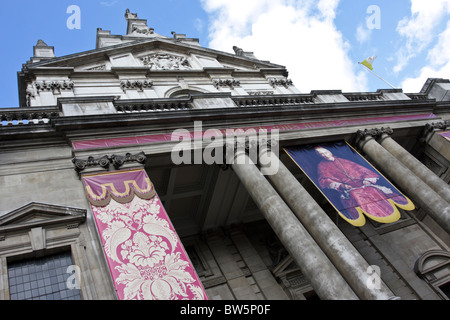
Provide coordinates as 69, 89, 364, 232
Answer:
414, 250, 450, 300
168, 89, 204, 99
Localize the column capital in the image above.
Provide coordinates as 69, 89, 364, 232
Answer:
421, 120, 450, 143
356, 127, 393, 149
424, 120, 450, 133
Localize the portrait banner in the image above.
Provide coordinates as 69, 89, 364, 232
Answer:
439, 131, 450, 142
285, 141, 415, 227
82, 169, 208, 300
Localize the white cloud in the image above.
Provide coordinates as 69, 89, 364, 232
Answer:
356, 23, 372, 44
100, 0, 119, 7
200, 0, 367, 93
401, 20, 450, 92
194, 18, 205, 33
394, 0, 450, 73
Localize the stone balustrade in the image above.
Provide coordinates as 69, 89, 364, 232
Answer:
0, 108, 59, 126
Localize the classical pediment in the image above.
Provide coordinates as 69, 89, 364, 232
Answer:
24, 38, 284, 74
0, 202, 86, 232
18, 9, 292, 107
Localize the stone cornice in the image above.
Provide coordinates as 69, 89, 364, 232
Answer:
49, 98, 437, 132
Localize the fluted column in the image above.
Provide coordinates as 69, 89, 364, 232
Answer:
356, 129, 450, 234
260, 149, 396, 300
378, 129, 450, 204
228, 146, 358, 300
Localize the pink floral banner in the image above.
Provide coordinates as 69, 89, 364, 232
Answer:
83, 169, 156, 207
82, 170, 208, 300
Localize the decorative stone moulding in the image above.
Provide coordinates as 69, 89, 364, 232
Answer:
86, 65, 106, 71
344, 93, 383, 102
212, 79, 241, 90
139, 54, 192, 70
233, 94, 315, 107
115, 101, 192, 113
110, 152, 147, 169
35, 80, 74, 94
72, 155, 111, 173
120, 80, 154, 92
247, 91, 275, 96
72, 152, 147, 172
269, 78, 294, 88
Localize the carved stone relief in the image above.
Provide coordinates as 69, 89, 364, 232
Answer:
25, 83, 37, 107
140, 54, 192, 70
247, 91, 275, 96
131, 26, 155, 35
120, 79, 153, 92
268, 78, 294, 88
25, 80, 74, 106
212, 79, 241, 90
86, 65, 106, 71
34, 80, 74, 94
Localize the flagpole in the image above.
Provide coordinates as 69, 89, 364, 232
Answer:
358, 63, 396, 89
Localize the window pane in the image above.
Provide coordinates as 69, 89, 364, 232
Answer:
8, 251, 82, 300
439, 282, 450, 299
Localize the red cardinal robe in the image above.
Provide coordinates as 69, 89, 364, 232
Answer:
317, 157, 405, 220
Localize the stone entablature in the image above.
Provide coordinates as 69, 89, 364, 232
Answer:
1, 88, 439, 123
21, 66, 437, 109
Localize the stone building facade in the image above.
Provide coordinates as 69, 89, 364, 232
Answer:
0, 10, 449, 300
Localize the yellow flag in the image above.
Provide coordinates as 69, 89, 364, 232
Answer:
359, 56, 377, 70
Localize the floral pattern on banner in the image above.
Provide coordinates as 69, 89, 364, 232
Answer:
91, 196, 207, 300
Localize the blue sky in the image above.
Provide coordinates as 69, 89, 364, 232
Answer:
1, 0, 449, 108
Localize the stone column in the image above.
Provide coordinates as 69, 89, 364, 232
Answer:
378, 128, 450, 204
228, 147, 358, 300
261, 149, 396, 300
356, 129, 450, 234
